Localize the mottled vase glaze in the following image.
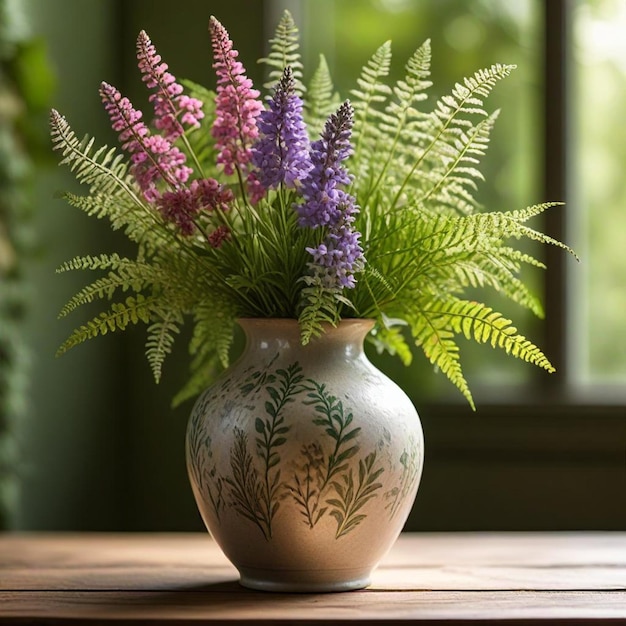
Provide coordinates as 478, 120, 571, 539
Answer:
186, 318, 424, 592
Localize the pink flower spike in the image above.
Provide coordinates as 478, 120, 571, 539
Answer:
209, 16, 262, 176
136, 30, 204, 142
100, 80, 192, 200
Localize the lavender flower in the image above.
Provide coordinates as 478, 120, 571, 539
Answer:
297, 100, 355, 228
251, 66, 311, 190
100, 81, 191, 201
297, 101, 365, 289
209, 16, 263, 176
136, 30, 204, 142
306, 227, 365, 289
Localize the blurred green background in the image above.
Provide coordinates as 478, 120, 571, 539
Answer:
1, 0, 624, 532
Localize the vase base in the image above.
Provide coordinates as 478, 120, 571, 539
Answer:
238, 567, 372, 593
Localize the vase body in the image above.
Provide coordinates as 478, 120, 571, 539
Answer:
186, 318, 424, 592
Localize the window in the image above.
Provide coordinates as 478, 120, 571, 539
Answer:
281, 0, 545, 402
572, 0, 626, 389
271, 0, 625, 530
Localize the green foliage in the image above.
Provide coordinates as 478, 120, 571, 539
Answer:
304, 54, 340, 136
258, 9, 304, 94
0, 0, 54, 528
52, 10, 576, 410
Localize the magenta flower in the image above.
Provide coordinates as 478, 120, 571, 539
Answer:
209, 16, 263, 176
208, 225, 230, 248
136, 30, 204, 142
251, 66, 311, 190
156, 177, 233, 236
100, 81, 192, 201
156, 187, 197, 235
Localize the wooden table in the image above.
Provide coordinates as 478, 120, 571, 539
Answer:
1, 532, 625, 624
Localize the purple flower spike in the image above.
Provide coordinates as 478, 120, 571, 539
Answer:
307, 226, 365, 289
298, 101, 364, 289
297, 100, 356, 229
209, 16, 263, 176
100, 81, 192, 201
136, 30, 204, 142
252, 66, 311, 190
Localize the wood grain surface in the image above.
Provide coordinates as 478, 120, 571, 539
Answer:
1, 532, 625, 623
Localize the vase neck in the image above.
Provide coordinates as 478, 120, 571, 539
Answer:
237, 319, 374, 360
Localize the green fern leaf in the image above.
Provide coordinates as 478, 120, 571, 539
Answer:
57, 256, 166, 318
56, 294, 155, 356
448, 299, 555, 372
298, 279, 342, 345
56, 253, 123, 273
409, 305, 475, 410
189, 297, 236, 370
350, 40, 393, 168
258, 10, 305, 94
386, 64, 513, 213
305, 54, 340, 136
420, 111, 499, 214
362, 40, 432, 201
145, 309, 183, 383
368, 321, 413, 367
50, 109, 141, 204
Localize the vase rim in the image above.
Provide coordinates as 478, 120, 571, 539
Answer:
236, 317, 375, 323
236, 317, 376, 336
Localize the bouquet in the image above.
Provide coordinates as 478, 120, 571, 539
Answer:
50, 11, 574, 409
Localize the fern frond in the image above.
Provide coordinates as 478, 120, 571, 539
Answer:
145, 309, 183, 383
445, 299, 555, 371
56, 253, 124, 273
443, 64, 516, 122
305, 54, 340, 136
258, 10, 304, 94
362, 40, 432, 202
388, 64, 514, 213
189, 297, 236, 370
379, 39, 433, 149
509, 201, 564, 223
420, 111, 498, 213
56, 294, 155, 356
50, 109, 141, 204
368, 321, 413, 367
298, 279, 342, 344
61, 192, 136, 232
409, 305, 474, 410
452, 204, 578, 259
171, 297, 237, 407
56, 256, 164, 318
451, 255, 545, 318
62, 192, 170, 253
350, 40, 393, 168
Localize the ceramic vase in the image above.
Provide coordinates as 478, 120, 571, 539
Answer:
186, 318, 424, 592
